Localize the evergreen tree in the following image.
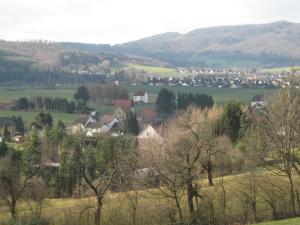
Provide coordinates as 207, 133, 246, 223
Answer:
177, 92, 214, 110
74, 85, 90, 104
156, 88, 176, 116
11, 116, 24, 135
2, 124, 10, 142
125, 111, 139, 135
16, 97, 29, 111
0, 141, 8, 157
34, 112, 53, 131
223, 101, 243, 143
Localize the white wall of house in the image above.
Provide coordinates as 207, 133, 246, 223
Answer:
133, 92, 148, 103
138, 125, 161, 140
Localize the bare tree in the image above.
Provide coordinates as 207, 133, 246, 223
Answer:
142, 124, 186, 223
0, 150, 39, 221
255, 83, 300, 216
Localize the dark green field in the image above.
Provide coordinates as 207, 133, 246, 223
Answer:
126, 85, 277, 105
0, 85, 277, 125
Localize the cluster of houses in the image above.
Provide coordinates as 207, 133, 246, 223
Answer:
127, 75, 290, 89
70, 90, 154, 137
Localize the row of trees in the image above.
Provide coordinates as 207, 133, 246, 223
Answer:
177, 92, 214, 110
16, 97, 76, 113
155, 88, 214, 116
88, 84, 129, 105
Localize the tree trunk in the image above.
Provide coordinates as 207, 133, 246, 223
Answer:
174, 194, 183, 222
10, 198, 17, 221
207, 160, 214, 186
288, 174, 296, 217
297, 191, 300, 215
95, 197, 103, 225
186, 167, 195, 224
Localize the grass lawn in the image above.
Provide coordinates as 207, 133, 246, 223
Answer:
254, 217, 300, 225
0, 110, 78, 126
127, 64, 177, 74
0, 87, 75, 102
126, 85, 277, 105
0, 171, 299, 225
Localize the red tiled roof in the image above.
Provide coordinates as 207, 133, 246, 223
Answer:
114, 99, 133, 109
138, 108, 158, 121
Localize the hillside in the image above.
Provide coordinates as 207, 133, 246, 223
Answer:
102, 21, 300, 68
0, 40, 166, 84
1, 21, 300, 83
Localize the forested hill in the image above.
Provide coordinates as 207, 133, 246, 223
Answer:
94, 21, 300, 68
0, 40, 164, 84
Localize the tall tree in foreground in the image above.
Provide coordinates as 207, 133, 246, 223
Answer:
80, 135, 136, 225
156, 88, 176, 116
254, 83, 300, 216
0, 131, 41, 222
144, 124, 185, 223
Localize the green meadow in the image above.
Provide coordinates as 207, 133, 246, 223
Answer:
254, 218, 300, 225
259, 66, 300, 73
126, 64, 178, 74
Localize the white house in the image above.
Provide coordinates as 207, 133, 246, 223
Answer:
133, 90, 148, 103
137, 124, 161, 140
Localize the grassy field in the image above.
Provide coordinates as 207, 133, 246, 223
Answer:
126, 85, 277, 105
0, 111, 78, 126
0, 171, 299, 225
259, 66, 300, 73
0, 87, 75, 102
126, 64, 178, 74
254, 218, 300, 225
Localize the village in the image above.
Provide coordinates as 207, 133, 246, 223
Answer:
123, 69, 296, 89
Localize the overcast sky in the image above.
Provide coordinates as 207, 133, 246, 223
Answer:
0, 0, 299, 44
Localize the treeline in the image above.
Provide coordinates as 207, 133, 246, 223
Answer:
155, 88, 214, 116
88, 84, 129, 105
177, 92, 214, 110
16, 97, 76, 113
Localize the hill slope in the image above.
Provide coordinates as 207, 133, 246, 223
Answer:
108, 21, 300, 68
